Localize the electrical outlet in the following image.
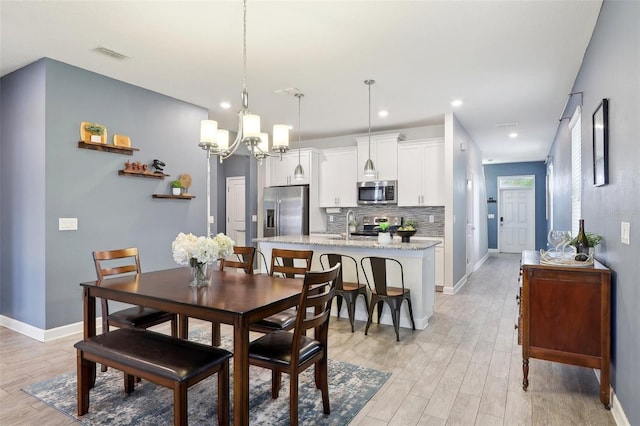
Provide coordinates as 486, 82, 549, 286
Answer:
621, 221, 630, 245
329, 215, 334, 223
209, 216, 214, 224
429, 215, 435, 223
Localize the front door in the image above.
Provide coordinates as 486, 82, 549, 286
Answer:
499, 176, 535, 253
226, 176, 246, 245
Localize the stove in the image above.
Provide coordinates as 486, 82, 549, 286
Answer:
351, 215, 403, 236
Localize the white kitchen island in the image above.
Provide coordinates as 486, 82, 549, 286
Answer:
254, 235, 440, 330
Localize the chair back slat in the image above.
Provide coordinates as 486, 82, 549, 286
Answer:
93, 248, 141, 279
219, 246, 256, 274
270, 248, 313, 279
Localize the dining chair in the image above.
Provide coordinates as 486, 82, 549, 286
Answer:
319, 253, 368, 332
360, 256, 416, 341
250, 248, 314, 334
248, 263, 341, 426
93, 248, 178, 371
218, 245, 256, 274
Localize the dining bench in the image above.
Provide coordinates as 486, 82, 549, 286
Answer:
75, 328, 232, 426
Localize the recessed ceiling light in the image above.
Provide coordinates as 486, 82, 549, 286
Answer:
378, 110, 388, 117
509, 132, 518, 138
451, 99, 463, 107
220, 102, 231, 109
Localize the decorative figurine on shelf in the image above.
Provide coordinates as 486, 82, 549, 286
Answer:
152, 159, 165, 174
142, 164, 148, 173
124, 161, 131, 171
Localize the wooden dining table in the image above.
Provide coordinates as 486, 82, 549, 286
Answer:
80, 267, 304, 426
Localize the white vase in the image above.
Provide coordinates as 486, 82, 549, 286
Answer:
377, 232, 391, 245
172, 188, 181, 196
90, 134, 102, 143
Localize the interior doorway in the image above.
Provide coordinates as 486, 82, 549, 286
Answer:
226, 176, 246, 245
498, 175, 535, 253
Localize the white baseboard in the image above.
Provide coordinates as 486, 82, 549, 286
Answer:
488, 248, 499, 253
474, 252, 489, 272
443, 274, 467, 295
593, 369, 630, 426
0, 315, 100, 342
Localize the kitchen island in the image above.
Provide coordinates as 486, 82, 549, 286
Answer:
254, 235, 440, 330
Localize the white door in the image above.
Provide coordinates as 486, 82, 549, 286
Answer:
499, 187, 534, 253
226, 176, 246, 245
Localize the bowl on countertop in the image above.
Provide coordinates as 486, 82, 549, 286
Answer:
395, 229, 417, 242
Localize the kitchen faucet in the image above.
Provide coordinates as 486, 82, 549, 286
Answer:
345, 210, 355, 241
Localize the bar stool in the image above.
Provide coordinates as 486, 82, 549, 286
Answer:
319, 253, 368, 332
360, 256, 416, 341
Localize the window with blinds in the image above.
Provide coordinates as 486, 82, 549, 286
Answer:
569, 106, 582, 236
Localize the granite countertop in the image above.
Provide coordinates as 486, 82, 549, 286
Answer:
254, 235, 441, 250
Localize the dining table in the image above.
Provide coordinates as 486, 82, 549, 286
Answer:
80, 267, 304, 426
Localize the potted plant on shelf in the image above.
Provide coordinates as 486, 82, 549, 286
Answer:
377, 222, 391, 245
84, 123, 105, 143
170, 180, 183, 196
396, 219, 418, 243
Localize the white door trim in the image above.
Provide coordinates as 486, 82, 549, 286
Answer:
498, 175, 535, 253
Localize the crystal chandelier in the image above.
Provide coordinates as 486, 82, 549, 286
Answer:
198, 0, 289, 165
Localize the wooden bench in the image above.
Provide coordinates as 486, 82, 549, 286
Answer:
75, 328, 232, 426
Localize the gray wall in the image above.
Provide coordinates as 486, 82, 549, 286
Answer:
548, 1, 639, 422
484, 162, 548, 250
0, 60, 47, 328
1, 58, 210, 329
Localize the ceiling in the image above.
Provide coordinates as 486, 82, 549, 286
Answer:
1, 1, 602, 164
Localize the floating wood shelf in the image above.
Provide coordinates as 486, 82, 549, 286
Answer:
78, 141, 140, 155
152, 194, 196, 200
118, 170, 169, 179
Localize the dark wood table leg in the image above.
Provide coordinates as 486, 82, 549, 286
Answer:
522, 358, 529, 390
82, 288, 96, 388
233, 317, 250, 426
178, 315, 189, 339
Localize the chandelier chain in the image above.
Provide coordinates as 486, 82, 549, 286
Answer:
243, 0, 247, 92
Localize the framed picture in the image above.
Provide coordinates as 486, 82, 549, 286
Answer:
592, 98, 609, 186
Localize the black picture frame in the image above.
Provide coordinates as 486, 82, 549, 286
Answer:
592, 98, 609, 186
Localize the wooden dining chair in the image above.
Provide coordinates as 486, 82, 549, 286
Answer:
218, 245, 256, 274
360, 256, 416, 341
248, 263, 341, 426
319, 253, 368, 332
250, 248, 314, 333
93, 248, 178, 370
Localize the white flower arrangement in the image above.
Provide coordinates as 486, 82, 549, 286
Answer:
172, 232, 235, 266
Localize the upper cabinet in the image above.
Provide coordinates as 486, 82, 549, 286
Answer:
356, 133, 401, 182
397, 138, 445, 206
318, 147, 358, 207
266, 149, 312, 186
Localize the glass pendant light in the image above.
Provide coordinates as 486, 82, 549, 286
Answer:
293, 93, 305, 181
363, 79, 376, 178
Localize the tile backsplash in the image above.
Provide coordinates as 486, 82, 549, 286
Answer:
325, 205, 444, 237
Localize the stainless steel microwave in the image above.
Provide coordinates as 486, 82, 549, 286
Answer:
357, 180, 397, 205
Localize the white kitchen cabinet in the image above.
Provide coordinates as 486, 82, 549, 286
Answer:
397, 138, 444, 206
355, 133, 401, 182
319, 147, 358, 207
266, 149, 311, 186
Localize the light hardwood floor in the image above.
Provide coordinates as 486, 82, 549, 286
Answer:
0, 254, 616, 425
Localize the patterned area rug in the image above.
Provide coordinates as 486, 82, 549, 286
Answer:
22, 329, 390, 425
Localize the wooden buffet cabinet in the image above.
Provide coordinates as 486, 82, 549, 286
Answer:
517, 250, 611, 409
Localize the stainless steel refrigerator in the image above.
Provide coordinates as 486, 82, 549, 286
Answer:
263, 185, 309, 237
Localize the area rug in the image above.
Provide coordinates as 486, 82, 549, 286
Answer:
22, 329, 390, 425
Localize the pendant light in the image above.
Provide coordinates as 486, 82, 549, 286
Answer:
293, 93, 305, 181
363, 79, 376, 178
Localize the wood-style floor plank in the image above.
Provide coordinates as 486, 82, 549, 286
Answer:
0, 254, 616, 425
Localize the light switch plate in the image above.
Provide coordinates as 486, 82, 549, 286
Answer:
251, 214, 257, 222
209, 216, 214, 224
59, 217, 78, 231
621, 221, 630, 245
488, 213, 495, 219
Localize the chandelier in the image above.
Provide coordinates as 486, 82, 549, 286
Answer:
198, 0, 289, 164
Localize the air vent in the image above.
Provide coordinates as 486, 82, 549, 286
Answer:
496, 121, 519, 128
274, 87, 301, 96
93, 46, 129, 60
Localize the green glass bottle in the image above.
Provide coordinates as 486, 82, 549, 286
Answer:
575, 219, 590, 255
